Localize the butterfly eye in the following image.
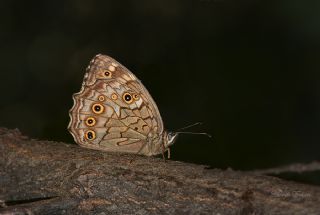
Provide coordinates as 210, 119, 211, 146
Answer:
85, 117, 96, 126
92, 103, 104, 114
104, 71, 112, 78
85, 130, 96, 140
122, 92, 133, 104
133, 93, 140, 100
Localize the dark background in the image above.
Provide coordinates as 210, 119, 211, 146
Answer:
1, 1, 320, 174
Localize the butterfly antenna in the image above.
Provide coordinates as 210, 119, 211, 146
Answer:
175, 131, 215, 143
176, 122, 203, 131
176, 131, 211, 138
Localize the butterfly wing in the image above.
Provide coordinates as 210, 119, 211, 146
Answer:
68, 54, 164, 155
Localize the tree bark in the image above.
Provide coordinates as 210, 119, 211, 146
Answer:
0, 127, 319, 215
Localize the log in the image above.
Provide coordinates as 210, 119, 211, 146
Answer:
0, 127, 319, 215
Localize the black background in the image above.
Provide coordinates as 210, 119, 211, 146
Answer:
1, 1, 320, 175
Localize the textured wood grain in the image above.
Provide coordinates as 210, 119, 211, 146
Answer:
0, 127, 320, 215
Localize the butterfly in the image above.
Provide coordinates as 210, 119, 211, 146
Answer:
68, 54, 181, 157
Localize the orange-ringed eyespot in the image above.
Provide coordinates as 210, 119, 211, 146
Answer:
92, 103, 104, 114
123, 92, 133, 104
104, 71, 111, 77
85, 130, 96, 140
133, 93, 140, 100
85, 117, 96, 126
111, 93, 118, 100
98, 95, 105, 101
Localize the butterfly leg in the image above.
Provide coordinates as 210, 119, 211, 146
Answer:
161, 143, 167, 162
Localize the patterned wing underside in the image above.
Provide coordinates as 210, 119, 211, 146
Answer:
95, 55, 164, 133
68, 54, 163, 154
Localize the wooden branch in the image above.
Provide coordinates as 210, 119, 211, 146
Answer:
0, 127, 320, 214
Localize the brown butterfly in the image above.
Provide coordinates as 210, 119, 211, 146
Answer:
68, 54, 183, 157
68, 54, 210, 157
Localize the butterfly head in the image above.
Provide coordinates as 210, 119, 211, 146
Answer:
164, 131, 179, 148
163, 122, 212, 150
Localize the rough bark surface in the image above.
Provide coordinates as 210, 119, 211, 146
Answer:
0, 127, 320, 215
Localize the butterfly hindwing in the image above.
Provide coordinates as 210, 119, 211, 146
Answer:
68, 54, 164, 155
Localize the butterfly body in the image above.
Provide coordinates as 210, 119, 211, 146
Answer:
68, 54, 178, 156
